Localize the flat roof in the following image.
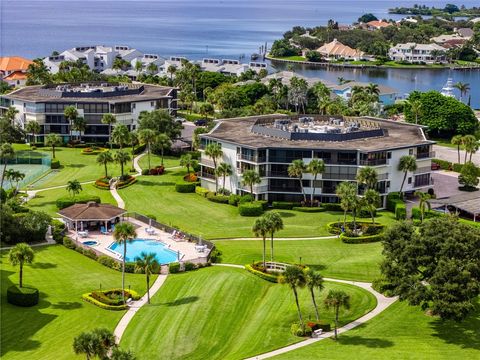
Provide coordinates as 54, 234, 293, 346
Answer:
3, 83, 175, 103
201, 114, 434, 152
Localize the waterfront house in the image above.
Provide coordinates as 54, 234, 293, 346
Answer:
331, 82, 398, 105
316, 39, 365, 61
388, 43, 447, 64
365, 20, 392, 30
0, 56, 33, 87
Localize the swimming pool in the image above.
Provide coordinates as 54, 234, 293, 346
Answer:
108, 239, 180, 263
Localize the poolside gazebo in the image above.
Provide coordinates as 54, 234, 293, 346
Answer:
58, 202, 127, 232
430, 192, 480, 222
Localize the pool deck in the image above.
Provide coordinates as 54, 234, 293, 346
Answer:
69, 218, 209, 264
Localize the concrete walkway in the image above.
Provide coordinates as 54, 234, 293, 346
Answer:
132, 152, 146, 175
114, 274, 168, 342
110, 185, 125, 209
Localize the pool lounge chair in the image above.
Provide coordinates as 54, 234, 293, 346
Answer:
78, 230, 89, 238
101, 226, 108, 235
146, 227, 156, 235
110, 224, 115, 232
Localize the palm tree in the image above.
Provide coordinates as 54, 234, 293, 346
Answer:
4, 106, 19, 124
64, 105, 78, 140
134, 252, 159, 304
66, 179, 82, 199
451, 135, 463, 164
0, 143, 15, 189
453, 82, 470, 102
336, 181, 356, 229
134, 60, 143, 73
129, 131, 139, 171
304, 268, 324, 322
204, 143, 223, 193
25, 120, 41, 143
398, 155, 417, 197
101, 114, 117, 149
110, 348, 137, 360
138, 129, 157, 171
216, 162, 233, 193
307, 159, 325, 205
96, 151, 113, 178
242, 169, 261, 199
72, 332, 99, 360
112, 124, 130, 149
156, 133, 171, 166
366, 83, 380, 96
113, 222, 137, 303
114, 150, 131, 178
279, 266, 307, 330
356, 166, 378, 191
167, 65, 177, 84
147, 62, 158, 75
407, 100, 423, 124
92, 328, 117, 360
73, 116, 87, 142
8, 243, 34, 288
180, 153, 198, 175
324, 290, 350, 340
45, 133, 62, 159
363, 189, 380, 224
252, 217, 269, 269
462, 135, 479, 163
415, 191, 431, 222
288, 159, 307, 203
264, 212, 283, 262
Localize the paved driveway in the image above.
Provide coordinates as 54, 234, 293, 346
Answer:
434, 145, 479, 165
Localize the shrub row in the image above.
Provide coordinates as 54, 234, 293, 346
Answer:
395, 203, 406, 220
56, 195, 101, 209
322, 203, 343, 212
326, 221, 384, 235
206, 192, 230, 204
238, 203, 264, 216
175, 181, 196, 193
51, 159, 60, 169
291, 323, 313, 337
245, 264, 278, 283
272, 201, 299, 210
82, 293, 128, 310
292, 207, 324, 213
340, 233, 383, 244
411, 207, 442, 220
168, 262, 211, 274
7, 285, 39, 307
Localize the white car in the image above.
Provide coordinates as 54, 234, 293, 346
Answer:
175, 117, 187, 123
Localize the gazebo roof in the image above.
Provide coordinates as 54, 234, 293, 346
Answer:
58, 202, 126, 221
431, 192, 480, 216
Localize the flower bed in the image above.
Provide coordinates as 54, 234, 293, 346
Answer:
245, 263, 279, 283
326, 221, 384, 235
81, 146, 107, 155
82, 288, 141, 310
117, 175, 137, 189
142, 166, 165, 176
94, 176, 111, 190
183, 173, 198, 182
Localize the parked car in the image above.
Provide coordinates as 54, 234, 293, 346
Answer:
194, 119, 207, 126
175, 117, 186, 123
431, 162, 440, 171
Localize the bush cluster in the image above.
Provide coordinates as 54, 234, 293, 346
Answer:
51, 219, 66, 243
372, 278, 396, 297
81, 147, 107, 155
245, 264, 278, 282
7, 285, 39, 307
340, 233, 383, 243
50, 159, 60, 169
322, 203, 343, 212
292, 207, 324, 213
272, 201, 298, 210
411, 207, 442, 220
290, 323, 313, 337
175, 182, 196, 193
168, 261, 211, 274
149, 166, 165, 176
56, 195, 101, 210
195, 186, 210, 197
117, 176, 137, 189
238, 203, 264, 216
228, 194, 241, 206
206, 192, 230, 204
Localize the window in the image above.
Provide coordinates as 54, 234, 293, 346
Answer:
409, 148, 414, 155
408, 177, 412, 184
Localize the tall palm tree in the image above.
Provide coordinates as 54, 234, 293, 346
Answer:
279, 266, 307, 330
8, 243, 34, 288
363, 189, 380, 224
366, 83, 380, 96
307, 159, 325, 205
64, 105, 78, 141
138, 129, 157, 171
335, 181, 356, 229
252, 217, 269, 269
451, 135, 463, 164
167, 65, 177, 84
25, 120, 41, 143
453, 82, 470, 102
4, 106, 19, 124
156, 133, 172, 166
66, 179, 82, 199
73, 116, 87, 142
147, 62, 158, 75
91, 328, 117, 360
324, 290, 350, 340
264, 212, 283, 262
204, 143, 223, 193
288, 159, 307, 203
356, 166, 378, 191
407, 100, 423, 124
0, 143, 15, 189
101, 114, 117, 149
462, 135, 479, 163
180, 153, 198, 175
72, 332, 99, 360
129, 131, 139, 171
216, 162, 233, 193
398, 155, 417, 197
415, 191, 431, 222
45, 133, 62, 159
134, 252, 159, 304
112, 124, 130, 149
96, 151, 113, 178
113, 222, 137, 303
242, 169, 261, 199
304, 268, 324, 322
114, 150, 131, 178
135, 60, 143, 73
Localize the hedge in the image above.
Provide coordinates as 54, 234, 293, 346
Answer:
254, 200, 269, 210
56, 195, 101, 209
7, 285, 39, 307
238, 194, 254, 204
327, 221, 384, 235
228, 194, 241, 206
245, 264, 278, 283
272, 201, 298, 210
195, 186, 210, 197
386, 192, 402, 212
51, 159, 60, 169
292, 207, 325, 213
117, 176, 137, 189
175, 182, 196, 193
169, 262, 181, 273
82, 293, 127, 310
432, 158, 451, 170
340, 233, 383, 243
82, 288, 141, 310
395, 203, 407, 220
238, 203, 264, 216
206, 192, 229, 204
322, 203, 343, 212
51, 219, 66, 243
411, 207, 442, 220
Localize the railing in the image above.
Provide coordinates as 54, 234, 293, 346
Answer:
416, 151, 435, 159
322, 173, 357, 180
414, 166, 432, 175
263, 171, 290, 178
237, 153, 266, 163
240, 184, 269, 193
359, 159, 388, 166
414, 178, 434, 188
268, 186, 301, 192
377, 173, 389, 180
264, 262, 289, 273
199, 158, 215, 168
199, 172, 216, 180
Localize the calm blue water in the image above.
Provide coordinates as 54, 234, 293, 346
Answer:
109, 239, 179, 263
2, 0, 480, 106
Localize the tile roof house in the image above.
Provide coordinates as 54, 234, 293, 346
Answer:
316, 39, 365, 61
365, 20, 393, 30
0, 56, 33, 86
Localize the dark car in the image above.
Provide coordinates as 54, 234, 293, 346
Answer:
194, 119, 207, 126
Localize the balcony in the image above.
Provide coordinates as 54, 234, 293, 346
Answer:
359, 159, 388, 166
240, 184, 269, 193
237, 153, 266, 163
199, 158, 215, 168
414, 166, 432, 175
416, 151, 435, 159
414, 178, 434, 188
268, 186, 301, 193
199, 172, 216, 181
263, 171, 290, 178
377, 173, 389, 180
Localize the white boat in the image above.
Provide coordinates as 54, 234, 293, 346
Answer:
440, 78, 455, 98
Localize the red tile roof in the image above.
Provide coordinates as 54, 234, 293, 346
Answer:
3, 71, 28, 81
0, 57, 33, 72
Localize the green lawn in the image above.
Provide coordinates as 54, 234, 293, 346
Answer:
119, 169, 397, 239
213, 239, 382, 282
429, 137, 457, 149
273, 300, 480, 360
0, 245, 152, 360
27, 184, 116, 217
120, 266, 376, 360
272, 56, 307, 61
137, 153, 181, 171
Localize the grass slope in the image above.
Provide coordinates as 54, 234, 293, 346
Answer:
137, 154, 181, 170
1, 245, 151, 360
121, 266, 376, 360
213, 239, 382, 282
273, 300, 480, 360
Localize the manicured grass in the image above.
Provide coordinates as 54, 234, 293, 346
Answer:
429, 137, 457, 149
121, 266, 376, 360
273, 299, 480, 360
27, 184, 116, 216
119, 169, 397, 239
0, 245, 152, 360
273, 56, 307, 61
213, 239, 382, 282
137, 153, 181, 171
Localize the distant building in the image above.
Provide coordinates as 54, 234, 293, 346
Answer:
331, 82, 398, 105
365, 20, 392, 30
316, 39, 365, 61
388, 43, 447, 64
431, 28, 473, 46
0, 82, 177, 143
0, 56, 33, 87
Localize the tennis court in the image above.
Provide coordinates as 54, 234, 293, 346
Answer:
1, 151, 51, 190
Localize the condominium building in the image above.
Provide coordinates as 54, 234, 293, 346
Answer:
0, 82, 177, 142
199, 115, 435, 205
388, 43, 447, 64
